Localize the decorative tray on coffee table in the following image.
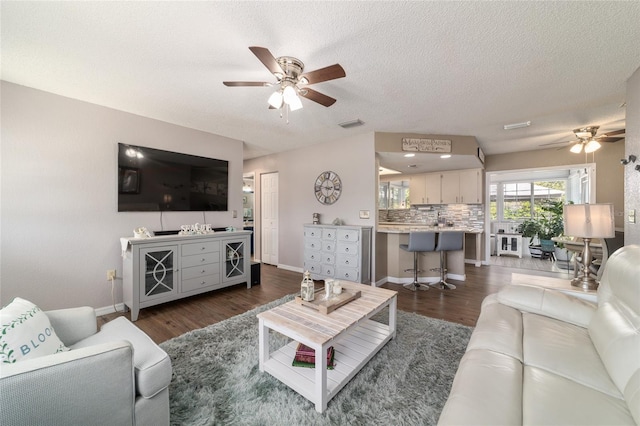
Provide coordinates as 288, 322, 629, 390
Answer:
295, 288, 361, 314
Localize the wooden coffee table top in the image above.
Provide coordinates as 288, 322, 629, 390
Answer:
257, 281, 397, 346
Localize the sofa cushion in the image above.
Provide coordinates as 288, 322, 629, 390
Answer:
497, 284, 596, 327
71, 317, 171, 398
589, 301, 640, 396
522, 312, 621, 398
589, 246, 640, 424
0, 298, 69, 364
438, 349, 522, 425
465, 294, 523, 362
523, 366, 634, 425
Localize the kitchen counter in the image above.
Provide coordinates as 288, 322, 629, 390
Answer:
378, 224, 482, 234
377, 223, 483, 267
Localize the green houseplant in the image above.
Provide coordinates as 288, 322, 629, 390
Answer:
517, 219, 541, 239
517, 199, 567, 258
537, 199, 565, 241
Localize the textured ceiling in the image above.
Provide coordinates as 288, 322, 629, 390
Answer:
2, 1, 639, 162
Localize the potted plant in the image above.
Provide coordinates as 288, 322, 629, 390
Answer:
538, 199, 574, 266
517, 218, 541, 256
537, 199, 565, 241
517, 199, 567, 260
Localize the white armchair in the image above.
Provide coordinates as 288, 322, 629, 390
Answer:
0, 307, 172, 425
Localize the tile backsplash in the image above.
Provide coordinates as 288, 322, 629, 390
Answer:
380, 205, 485, 232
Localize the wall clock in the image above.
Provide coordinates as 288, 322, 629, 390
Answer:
314, 171, 342, 205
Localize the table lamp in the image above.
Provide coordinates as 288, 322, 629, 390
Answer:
563, 203, 615, 290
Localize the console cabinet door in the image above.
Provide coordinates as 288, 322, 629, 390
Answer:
139, 246, 178, 302
222, 239, 247, 282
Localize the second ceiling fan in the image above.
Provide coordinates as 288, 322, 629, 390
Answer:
223, 46, 346, 112
540, 126, 625, 153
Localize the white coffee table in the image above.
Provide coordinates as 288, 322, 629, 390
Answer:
257, 281, 397, 413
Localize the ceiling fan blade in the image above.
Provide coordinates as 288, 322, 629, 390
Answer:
539, 140, 575, 147
300, 64, 346, 85
249, 46, 284, 76
299, 88, 337, 107
223, 81, 271, 87
597, 137, 625, 143
602, 129, 625, 136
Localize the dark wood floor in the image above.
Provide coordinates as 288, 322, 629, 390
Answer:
98, 263, 565, 344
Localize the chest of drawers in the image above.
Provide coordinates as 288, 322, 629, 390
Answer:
303, 224, 372, 283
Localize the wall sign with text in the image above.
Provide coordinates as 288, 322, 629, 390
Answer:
401, 138, 452, 153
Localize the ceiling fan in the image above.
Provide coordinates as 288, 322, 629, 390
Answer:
540, 126, 626, 153
223, 46, 346, 113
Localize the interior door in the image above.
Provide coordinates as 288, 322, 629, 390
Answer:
261, 172, 279, 265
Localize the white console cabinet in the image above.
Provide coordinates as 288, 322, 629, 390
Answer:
496, 233, 523, 258
303, 225, 372, 283
122, 231, 251, 321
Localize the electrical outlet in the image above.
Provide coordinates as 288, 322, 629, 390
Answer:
107, 269, 116, 280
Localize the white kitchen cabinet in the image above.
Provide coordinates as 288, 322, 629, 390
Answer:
303, 225, 372, 283
409, 174, 426, 205
440, 169, 483, 204
409, 173, 441, 205
459, 169, 482, 203
425, 173, 442, 204
122, 231, 251, 321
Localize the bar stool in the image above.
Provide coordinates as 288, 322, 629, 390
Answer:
430, 232, 464, 290
400, 232, 436, 291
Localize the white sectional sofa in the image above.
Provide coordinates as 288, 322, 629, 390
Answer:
439, 244, 640, 425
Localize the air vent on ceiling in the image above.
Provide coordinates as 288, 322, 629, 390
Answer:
339, 119, 365, 129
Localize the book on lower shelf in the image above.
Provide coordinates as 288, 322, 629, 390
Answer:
292, 343, 335, 369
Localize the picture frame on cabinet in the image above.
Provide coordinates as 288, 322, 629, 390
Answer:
119, 167, 140, 194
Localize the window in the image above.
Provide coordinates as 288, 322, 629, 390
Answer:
379, 180, 410, 209
492, 180, 566, 222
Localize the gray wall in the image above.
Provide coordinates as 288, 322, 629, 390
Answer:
243, 132, 378, 273
1, 82, 245, 311
626, 66, 640, 245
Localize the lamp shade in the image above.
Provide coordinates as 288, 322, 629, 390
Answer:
563, 203, 615, 238
570, 143, 583, 153
584, 139, 601, 153
282, 85, 297, 104
268, 91, 283, 108
288, 94, 303, 111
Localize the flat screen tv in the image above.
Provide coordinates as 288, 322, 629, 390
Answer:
118, 143, 228, 212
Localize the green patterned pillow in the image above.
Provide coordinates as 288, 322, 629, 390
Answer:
1, 297, 69, 364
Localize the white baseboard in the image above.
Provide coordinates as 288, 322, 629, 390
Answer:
277, 264, 304, 274
384, 273, 466, 284
95, 303, 126, 317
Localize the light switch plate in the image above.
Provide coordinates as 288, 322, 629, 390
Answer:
359, 210, 370, 219
629, 209, 636, 224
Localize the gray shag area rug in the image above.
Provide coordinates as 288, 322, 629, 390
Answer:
160, 294, 473, 426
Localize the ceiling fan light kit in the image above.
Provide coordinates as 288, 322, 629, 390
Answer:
223, 46, 346, 122
570, 143, 583, 153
